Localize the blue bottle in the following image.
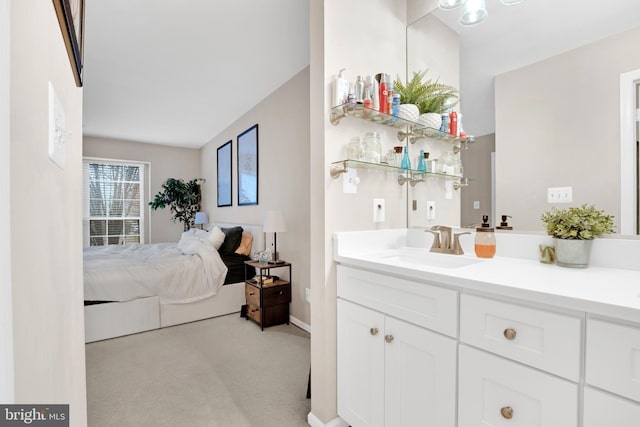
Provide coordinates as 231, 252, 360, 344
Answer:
417, 149, 426, 173
440, 113, 449, 133
401, 147, 411, 170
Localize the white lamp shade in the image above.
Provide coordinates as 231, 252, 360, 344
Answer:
194, 212, 209, 225
438, 0, 466, 10
263, 210, 287, 233
460, 0, 488, 26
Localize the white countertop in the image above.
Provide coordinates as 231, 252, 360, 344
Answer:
334, 229, 640, 324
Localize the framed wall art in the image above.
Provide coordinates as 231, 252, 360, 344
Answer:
237, 124, 259, 206
53, 0, 85, 87
217, 140, 232, 207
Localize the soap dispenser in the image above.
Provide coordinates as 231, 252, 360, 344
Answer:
496, 215, 513, 230
475, 215, 496, 259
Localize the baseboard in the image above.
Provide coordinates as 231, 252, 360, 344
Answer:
307, 412, 348, 427
290, 315, 311, 333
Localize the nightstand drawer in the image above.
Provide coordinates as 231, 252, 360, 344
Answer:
460, 294, 582, 381
262, 284, 291, 306
586, 318, 640, 402
245, 284, 260, 307
246, 304, 261, 324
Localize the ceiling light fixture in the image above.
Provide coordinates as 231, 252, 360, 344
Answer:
438, 0, 526, 27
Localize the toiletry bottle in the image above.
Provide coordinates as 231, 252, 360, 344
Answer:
417, 149, 426, 173
333, 68, 349, 106
475, 215, 496, 258
372, 78, 380, 113
379, 74, 388, 114
449, 111, 458, 136
440, 113, 449, 133
346, 83, 356, 112
401, 146, 411, 170
387, 79, 394, 116
363, 88, 373, 118
355, 75, 364, 104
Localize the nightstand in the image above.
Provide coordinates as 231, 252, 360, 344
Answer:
244, 260, 292, 330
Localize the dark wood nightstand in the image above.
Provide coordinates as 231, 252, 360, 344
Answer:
244, 260, 291, 330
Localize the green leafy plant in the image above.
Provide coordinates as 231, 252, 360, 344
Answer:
149, 178, 205, 231
541, 204, 614, 240
393, 70, 459, 114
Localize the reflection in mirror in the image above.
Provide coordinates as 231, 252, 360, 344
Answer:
407, 0, 640, 235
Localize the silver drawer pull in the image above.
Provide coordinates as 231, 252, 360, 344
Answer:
500, 406, 513, 420
278, 290, 284, 295
370, 328, 379, 336
503, 328, 517, 341
385, 334, 394, 343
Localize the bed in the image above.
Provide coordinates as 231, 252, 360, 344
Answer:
84, 222, 263, 343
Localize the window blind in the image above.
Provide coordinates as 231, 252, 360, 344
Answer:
82, 159, 145, 247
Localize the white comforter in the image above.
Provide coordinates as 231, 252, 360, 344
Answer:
83, 237, 228, 304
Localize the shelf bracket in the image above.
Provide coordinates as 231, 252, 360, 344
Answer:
397, 127, 425, 144
397, 173, 424, 186
329, 108, 346, 126
330, 161, 348, 179
453, 178, 470, 190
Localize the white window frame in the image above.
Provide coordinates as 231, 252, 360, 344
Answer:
82, 157, 147, 247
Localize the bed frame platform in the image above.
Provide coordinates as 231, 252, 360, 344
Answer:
84, 222, 262, 343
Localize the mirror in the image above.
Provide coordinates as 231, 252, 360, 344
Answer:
407, 0, 640, 235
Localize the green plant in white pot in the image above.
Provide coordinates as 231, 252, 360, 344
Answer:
540, 204, 614, 268
394, 70, 458, 127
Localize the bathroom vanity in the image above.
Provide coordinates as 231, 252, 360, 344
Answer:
334, 229, 640, 427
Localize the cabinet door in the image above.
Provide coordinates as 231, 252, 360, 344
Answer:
584, 387, 640, 427
384, 316, 457, 427
458, 345, 578, 427
337, 299, 385, 427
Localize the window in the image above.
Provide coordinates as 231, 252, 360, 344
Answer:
83, 159, 146, 246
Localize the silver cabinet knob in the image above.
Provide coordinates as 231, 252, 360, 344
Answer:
385, 335, 394, 343
504, 328, 517, 341
370, 327, 379, 336
500, 406, 513, 420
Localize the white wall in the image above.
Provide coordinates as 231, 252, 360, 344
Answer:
0, 0, 13, 403
310, 0, 408, 423
10, 0, 86, 423
83, 137, 201, 243
496, 26, 640, 231
200, 67, 311, 326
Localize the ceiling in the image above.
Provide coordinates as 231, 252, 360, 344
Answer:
83, 1, 640, 148
82, 0, 310, 148
430, 0, 640, 136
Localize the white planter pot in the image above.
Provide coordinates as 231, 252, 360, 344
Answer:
417, 113, 442, 130
397, 104, 419, 122
553, 238, 593, 268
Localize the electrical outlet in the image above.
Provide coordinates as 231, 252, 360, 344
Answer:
343, 168, 359, 193
473, 200, 480, 209
305, 288, 311, 303
547, 186, 573, 203
426, 201, 436, 220
373, 198, 385, 223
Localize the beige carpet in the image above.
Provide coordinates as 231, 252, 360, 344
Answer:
85, 313, 311, 427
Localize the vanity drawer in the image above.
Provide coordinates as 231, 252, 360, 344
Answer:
458, 345, 578, 427
460, 294, 582, 381
586, 318, 640, 402
583, 387, 640, 427
337, 265, 458, 337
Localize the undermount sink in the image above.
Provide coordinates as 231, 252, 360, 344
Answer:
377, 248, 484, 269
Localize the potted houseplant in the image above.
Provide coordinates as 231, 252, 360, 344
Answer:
393, 70, 459, 128
540, 204, 614, 268
149, 178, 205, 231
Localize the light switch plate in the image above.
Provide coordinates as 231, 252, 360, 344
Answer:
342, 168, 359, 193
547, 186, 572, 203
473, 200, 480, 209
445, 181, 454, 199
48, 82, 65, 169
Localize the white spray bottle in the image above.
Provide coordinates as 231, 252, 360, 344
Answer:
333, 68, 350, 107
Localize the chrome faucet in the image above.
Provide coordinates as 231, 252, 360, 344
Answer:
426, 226, 470, 255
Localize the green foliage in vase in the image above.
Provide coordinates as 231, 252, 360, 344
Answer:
393, 70, 459, 114
541, 204, 614, 240
149, 178, 205, 230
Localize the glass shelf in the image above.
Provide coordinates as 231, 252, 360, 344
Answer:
330, 159, 471, 187
329, 103, 470, 145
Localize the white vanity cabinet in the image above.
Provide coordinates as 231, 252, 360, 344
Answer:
336, 266, 458, 427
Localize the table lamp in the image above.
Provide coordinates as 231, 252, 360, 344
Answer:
194, 212, 209, 230
263, 210, 287, 264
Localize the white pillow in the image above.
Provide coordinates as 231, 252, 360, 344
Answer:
207, 226, 226, 250
177, 231, 199, 252
193, 228, 208, 238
